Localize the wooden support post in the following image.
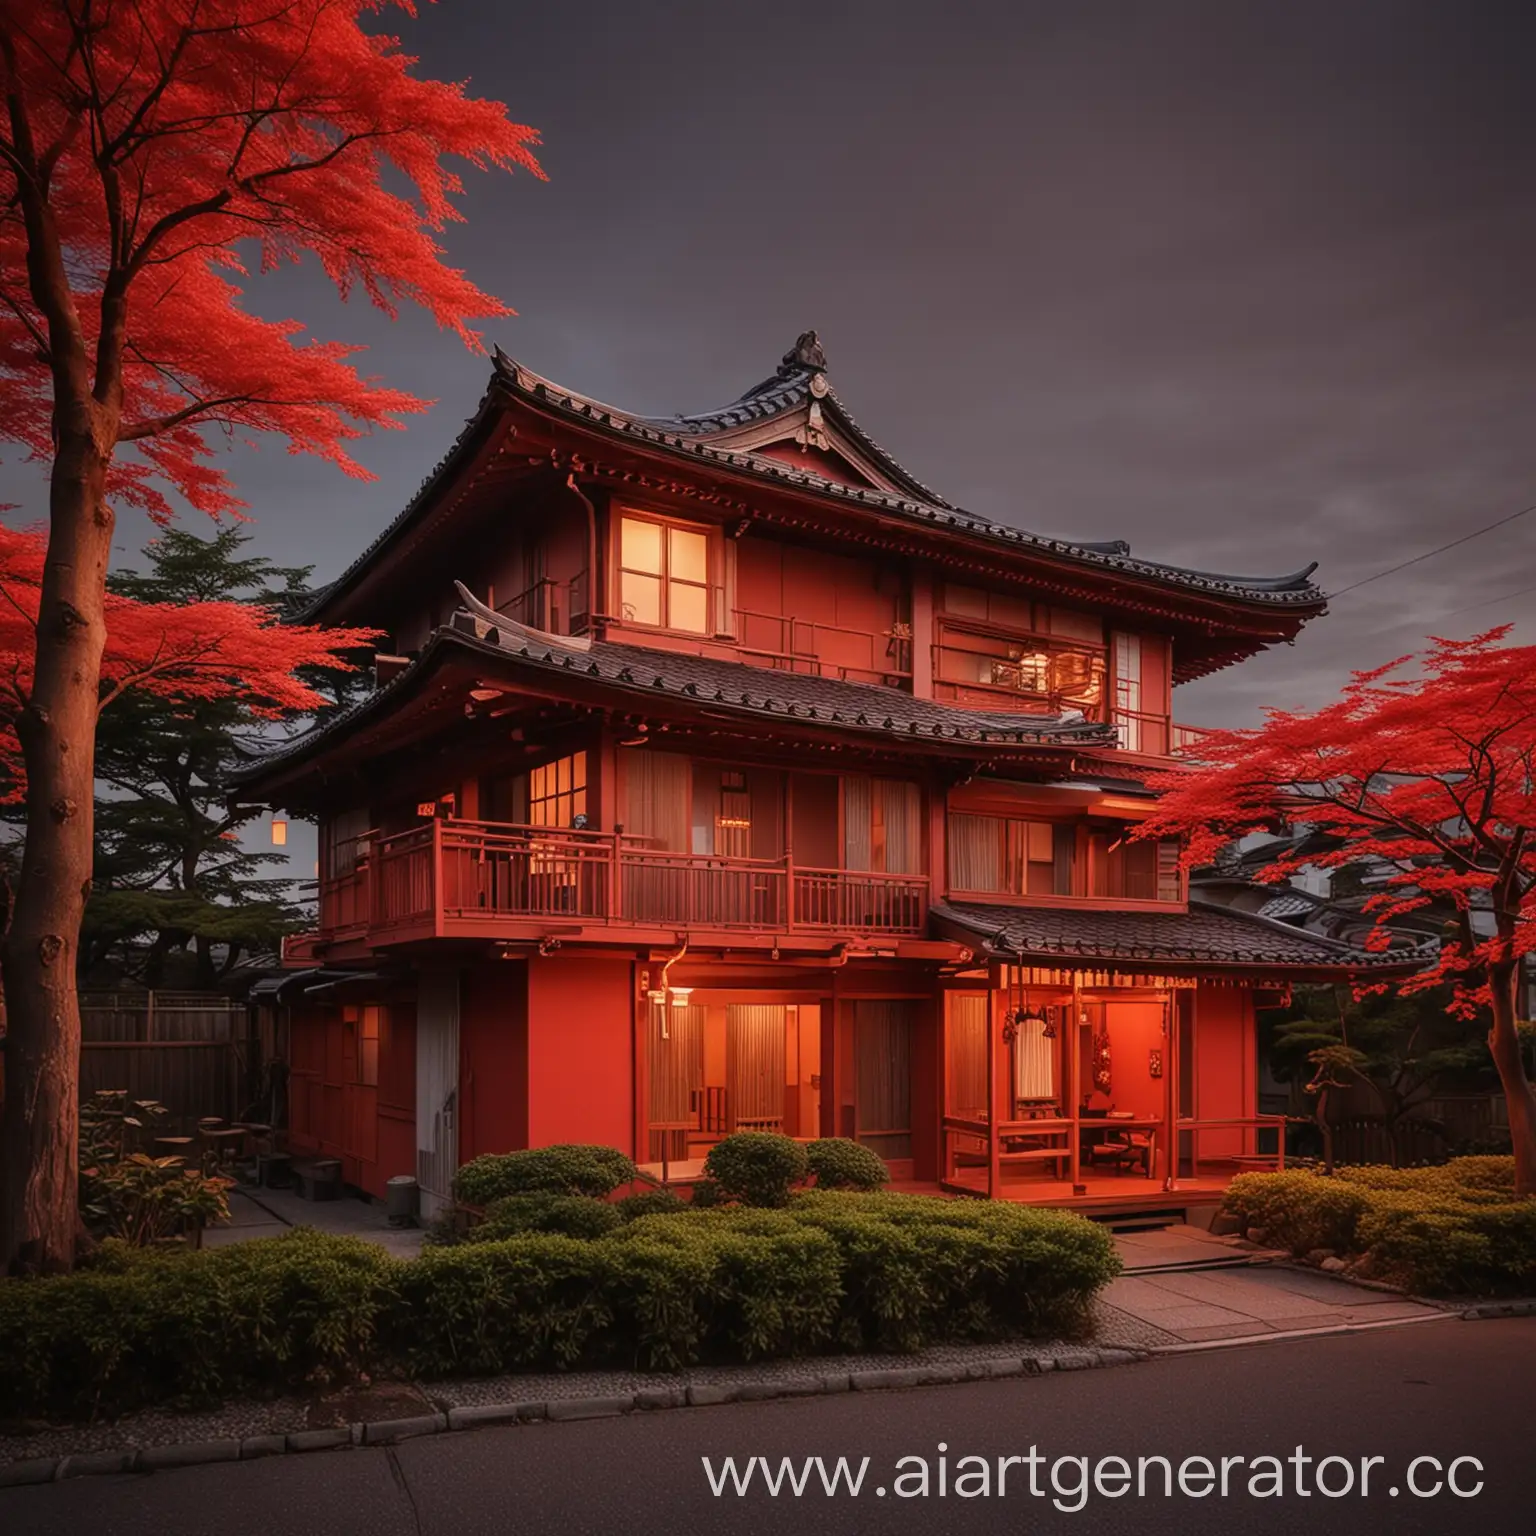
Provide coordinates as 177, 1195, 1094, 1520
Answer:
986, 983, 1000, 1200
431, 817, 445, 938
1068, 978, 1082, 1192
1162, 992, 1177, 1192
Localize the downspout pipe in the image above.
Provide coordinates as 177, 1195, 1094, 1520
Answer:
655, 938, 689, 1040
564, 473, 599, 633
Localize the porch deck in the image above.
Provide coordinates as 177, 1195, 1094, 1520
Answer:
921, 1168, 1241, 1214
636, 1159, 1243, 1218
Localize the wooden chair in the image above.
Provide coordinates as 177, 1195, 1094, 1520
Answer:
1084, 1128, 1154, 1176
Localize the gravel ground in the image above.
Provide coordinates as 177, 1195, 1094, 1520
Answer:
0, 1311, 1136, 1467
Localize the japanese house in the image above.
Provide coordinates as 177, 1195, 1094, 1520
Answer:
236, 331, 1429, 1216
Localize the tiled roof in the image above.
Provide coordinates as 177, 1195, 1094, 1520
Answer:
233, 592, 1115, 787
643, 331, 954, 508
445, 588, 1114, 745
300, 338, 1326, 623
492, 346, 1326, 608
933, 899, 1436, 973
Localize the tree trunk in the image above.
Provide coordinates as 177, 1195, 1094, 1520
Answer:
1316, 1085, 1335, 1176
1486, 962, 1536, 1199
0, 420, 113, 1273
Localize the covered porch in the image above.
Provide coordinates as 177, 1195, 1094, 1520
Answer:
635, 961, 938, 1184
937, 969, 1285, 1202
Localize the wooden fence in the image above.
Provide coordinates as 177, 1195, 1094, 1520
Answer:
77, 992, 251, 1131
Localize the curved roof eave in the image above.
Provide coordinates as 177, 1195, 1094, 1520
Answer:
301, 341, 1329, 625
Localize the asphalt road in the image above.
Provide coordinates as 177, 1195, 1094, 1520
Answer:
3, 1317, 1532, 1536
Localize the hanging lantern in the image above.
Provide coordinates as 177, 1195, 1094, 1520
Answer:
270, 817, 288, 847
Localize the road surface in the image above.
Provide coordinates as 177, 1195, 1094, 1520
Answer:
3, 1317, 1531, 1535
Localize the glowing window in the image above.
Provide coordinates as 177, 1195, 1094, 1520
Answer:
619, 515, 711, 633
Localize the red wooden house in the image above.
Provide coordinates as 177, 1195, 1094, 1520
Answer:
236, 332, 1428, 1216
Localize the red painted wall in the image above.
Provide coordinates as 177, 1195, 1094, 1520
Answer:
1102, 1001, 1167, 1120
373, 1002, 417, 1198
735, 537, 901, 677
459, 963, 529, 1161
527, 956, 635, 1152
1193, 985, 1253, 1157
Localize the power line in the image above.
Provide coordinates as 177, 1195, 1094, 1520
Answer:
1327, 500, 1536, 600
1432, 580, 1536, 621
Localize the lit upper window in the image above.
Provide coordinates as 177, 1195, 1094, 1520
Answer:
619, 515, 710, 633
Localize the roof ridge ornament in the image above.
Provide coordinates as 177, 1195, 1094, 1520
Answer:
779, 329, 827, 377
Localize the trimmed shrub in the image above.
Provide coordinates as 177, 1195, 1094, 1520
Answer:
1221, 1158, 1535, 1294
788, 1191, 1120, 1349
703, 1132, 809, 1207
0, 1194, 1123, 1419
616, 1188, 689, 1221
689, 1176, 724, 1208
0, 1228, 394, 1421
474, 1194, 623, 1242
386, 1234, 614, 1376
1223, 1170, 1371, 1255
806, 1137, 889, 1192
452, 1144, 638, 1206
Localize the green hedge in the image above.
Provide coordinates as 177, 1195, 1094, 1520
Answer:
0, 1193, 1121, 1419
1223, 1157, 1534, 1294
452, 1144, 639, 1206
0, 1230, 394, 1422
702, 1132, 809, 1207
806, 1138, 889, 1192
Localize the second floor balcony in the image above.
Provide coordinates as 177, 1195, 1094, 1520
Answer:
318, 818, 931, 950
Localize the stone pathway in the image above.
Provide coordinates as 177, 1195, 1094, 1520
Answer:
1096, 1261, 1445, 1344
206, 1187, 425, 1260
1111, 1221, 1273, 1271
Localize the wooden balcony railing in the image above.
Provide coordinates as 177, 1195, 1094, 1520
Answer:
315, 819, 931, 944
733, 607, 912, 687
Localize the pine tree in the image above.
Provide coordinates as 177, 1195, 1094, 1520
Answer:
82, 527, 362, 986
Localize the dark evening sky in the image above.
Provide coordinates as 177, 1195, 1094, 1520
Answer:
5, 0, 1535, 726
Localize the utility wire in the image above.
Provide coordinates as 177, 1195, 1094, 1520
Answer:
1327, 500, 1536, 600
1430, 580, 1536, 621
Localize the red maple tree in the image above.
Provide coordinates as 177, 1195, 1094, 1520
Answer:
1140, 631, 1536, 1196
0, 0, 542, 1269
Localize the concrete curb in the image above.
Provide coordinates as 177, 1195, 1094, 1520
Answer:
1460, 1297, 1536, 1320
0, 1345, 1149, 1485
1146, 1309, 1458, 1356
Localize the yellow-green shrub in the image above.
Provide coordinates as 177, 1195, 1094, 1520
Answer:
1221, 1158, 1534, 1294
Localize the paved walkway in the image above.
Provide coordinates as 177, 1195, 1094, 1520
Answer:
1098, 1261, 1443, 1344
208, 1187, 425, 1259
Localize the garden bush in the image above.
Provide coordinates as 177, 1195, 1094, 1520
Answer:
0, 1228, 395, 1421
452, 1144, 639, 1206
474, 1193, 624, 1241
702, 1131, 809, 1206
616, 1187, 689, 1221
1223, 1170, 1372, 1254
0, 1193, 1122, 1419
1222, 1157, 1534, 1294
806, 1137, 889, 1192
788, 1192, 1120, 1349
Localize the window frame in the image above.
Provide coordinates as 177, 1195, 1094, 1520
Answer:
526, 751, 588, 829
614, 508, 718, 636
934, 614, 1107, 715
945, 811, 1185, 906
